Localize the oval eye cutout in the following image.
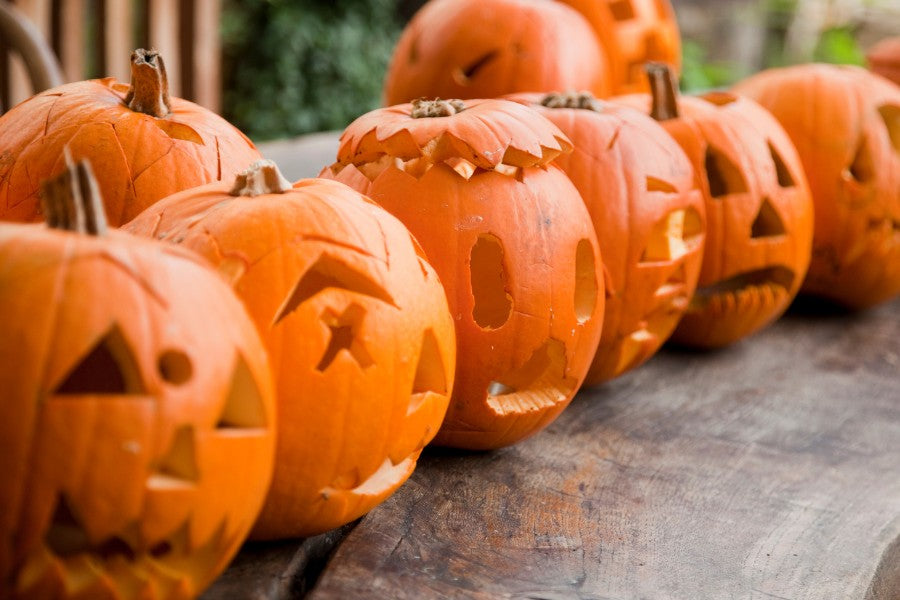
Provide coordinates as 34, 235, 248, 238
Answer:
470, 234, 513, 329
158, 350, 193, 385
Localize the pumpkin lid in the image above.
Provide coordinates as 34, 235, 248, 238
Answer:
334, 98, 573, 171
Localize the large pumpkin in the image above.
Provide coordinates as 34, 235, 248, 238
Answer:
558, 0, 681, 94
127, 160, 456, 539
618, 65, 814, 348
0, 49, 261, 226
867, 37, 900, 86
506, 91, 704, 383
0, 161, 276, 599
382, 0, 611, 105
734, 63, 900, 309
322, 98, 605, 449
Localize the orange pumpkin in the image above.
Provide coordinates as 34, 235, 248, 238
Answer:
734, 64, 900, 309
618, 65, 814, 347
382, 0, 611, 105
506, 91, 703, 383
0, 161, 276, 599
0, 49, 261, 226
126, 160, 456, 539
322, 98, 605, 449
558, 0, 681, 94
867, 37, 900, 86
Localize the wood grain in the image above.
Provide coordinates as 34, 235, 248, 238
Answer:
208, 297, 900, 599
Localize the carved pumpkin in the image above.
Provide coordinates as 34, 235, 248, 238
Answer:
322, 98, 605, 449
382, 0, 611, 105
867, 37, 900, 86
734, 64, 900, 309
0, 161, 276, 599
0, 49, 261, 226
506, 91, 703, 383
126, 160, 456, 539
558, 0, 681, 94
618, 65, 814, 347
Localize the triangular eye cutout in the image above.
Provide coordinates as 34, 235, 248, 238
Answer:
157, 426, 200, 482
609, 0, 636, 20
273, 254, 396, 325
704, 145, 748, 198
751, 197, 787, 239
412, 328, 448, 396
217, 354, 268, 429
848, 137, 875, 183
54, 325, 144, 395
768, 142, 796, 188
877, 105, 900, 153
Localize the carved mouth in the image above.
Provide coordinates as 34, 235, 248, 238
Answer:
690, 266, 795, 311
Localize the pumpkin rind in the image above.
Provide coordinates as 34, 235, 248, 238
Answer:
126, 165, 456, 539
506, 92, 704, 383
382, 0, 612, 105
323, 99, 605, 449
0, 174, 276, 598
734, 64, 900, 309
0, 51, 261, 227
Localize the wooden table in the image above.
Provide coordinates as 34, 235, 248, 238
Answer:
205, 135, 900, 600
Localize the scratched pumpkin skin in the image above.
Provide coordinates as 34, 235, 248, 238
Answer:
0, 49, 260, 226
0, 165, 276, 599
126, 162, 456, 539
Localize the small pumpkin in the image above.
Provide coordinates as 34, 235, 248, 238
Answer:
867, 37, 900, 86
0, 49, 261, 226
734, 63, 900, 309
382, 0, 611, 105
558, 0, 681, 94
0, 160, 276, 599
506, 91, 704, 383
322, 98, 605, 450
618, 64, 814, 347
126, 160, 456, 539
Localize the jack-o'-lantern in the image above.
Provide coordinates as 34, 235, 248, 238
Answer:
618, 64, 814, 347
322, 98, 605, 449
126, 160, 456, 539
734, 63, 900, 309
0, 161, 276, 599
0, 49, 261, 226
506, 91, 704, 383
558, 0, 681, 94
382, 0, 612, 105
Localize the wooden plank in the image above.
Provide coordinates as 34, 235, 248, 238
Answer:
8, 0, 51, 104
147, 0, 179, 97
280, 297, 899, 599
190, 0, 220, 111
57, 0, 84, 81
103, 0, 131, 82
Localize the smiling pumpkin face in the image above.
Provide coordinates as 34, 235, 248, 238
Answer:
0, 224, 275, 599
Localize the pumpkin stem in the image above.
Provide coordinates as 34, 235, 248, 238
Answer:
230, 159, 293, 197
540, 91, 603, 112
410, 98, 466, 118
645, 62, 679, 121
125, 48, 171, 118
40, 156, 108, 236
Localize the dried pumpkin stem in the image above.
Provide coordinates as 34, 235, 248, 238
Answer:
230, 159, 293, 197
40, 159, 108, 236
411, 98, 466, 118
645, 62, 680, 121
125, 48, 171, 118
541, 91, 603, 112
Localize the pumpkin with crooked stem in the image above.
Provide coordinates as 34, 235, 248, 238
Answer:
734, 63, 900, 309
127, 160, 457, 539
506, 90, 704, 383
617, 64, 814, 348
0, 160, 276, 599
0, 48, 261, 226
322, 98, 605, 450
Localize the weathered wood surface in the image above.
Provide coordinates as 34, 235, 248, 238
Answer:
204, 296, 900, 599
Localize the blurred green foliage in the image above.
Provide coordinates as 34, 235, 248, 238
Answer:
221, 0, 405, 141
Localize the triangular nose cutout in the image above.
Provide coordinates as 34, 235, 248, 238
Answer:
158, 426, 200, 482
217, 354, 268, 429
751, 198, 787, 239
